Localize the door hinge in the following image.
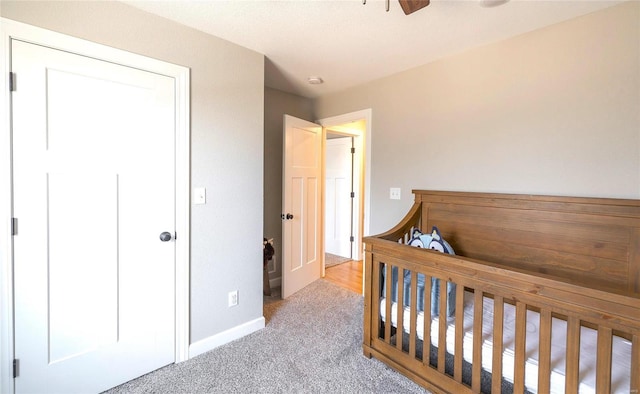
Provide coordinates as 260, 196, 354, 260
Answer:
350, 147, 355, 154
11, 218, 18, 236
350, 192, 355, 198
9, 72, 16, 92
13, 359, 19, 378
350, 236, 355, 242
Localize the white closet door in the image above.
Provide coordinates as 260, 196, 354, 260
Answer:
12, 39, 176, 393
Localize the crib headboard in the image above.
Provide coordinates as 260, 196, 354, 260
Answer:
413, 190, 640, 297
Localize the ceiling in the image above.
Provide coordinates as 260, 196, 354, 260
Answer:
123, 0, 625, 99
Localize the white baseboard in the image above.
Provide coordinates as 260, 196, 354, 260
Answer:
188, 316, 265, 359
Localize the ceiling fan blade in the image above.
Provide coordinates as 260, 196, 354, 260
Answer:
398, 0, 430, 15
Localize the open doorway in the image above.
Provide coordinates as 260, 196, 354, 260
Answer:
318, 109, 371, 294
274, 109, 371, 296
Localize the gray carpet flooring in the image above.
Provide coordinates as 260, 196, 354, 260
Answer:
104, 279, 429, 394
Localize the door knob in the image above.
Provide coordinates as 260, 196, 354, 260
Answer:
159, 232, 173, 242
281, 213, 294, 220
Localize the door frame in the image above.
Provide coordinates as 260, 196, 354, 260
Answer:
0, 18, 191, 393
318, 109, 372, 265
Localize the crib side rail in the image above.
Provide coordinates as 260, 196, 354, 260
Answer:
363, 243, 640, 394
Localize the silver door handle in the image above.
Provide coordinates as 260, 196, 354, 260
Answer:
159, 232, 173, 242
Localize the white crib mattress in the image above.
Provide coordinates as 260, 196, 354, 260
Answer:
380, 291, 632, 393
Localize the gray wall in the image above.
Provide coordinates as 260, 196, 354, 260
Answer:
313, 2, 640, 235
263, 87, 313, 283
2, 1, 265, 343
6, 0, 638, 348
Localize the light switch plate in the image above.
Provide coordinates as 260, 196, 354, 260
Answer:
390, 187, 401, 200
194, 187, 206, 205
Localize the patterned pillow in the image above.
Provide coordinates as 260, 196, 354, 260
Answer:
407, 226, 457, 317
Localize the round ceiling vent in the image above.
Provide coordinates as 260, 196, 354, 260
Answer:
307, 76, 324, 85
479, 0, 510, 7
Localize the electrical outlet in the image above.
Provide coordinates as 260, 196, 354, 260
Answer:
390, 187, 401, 200
228, 290, 238, 307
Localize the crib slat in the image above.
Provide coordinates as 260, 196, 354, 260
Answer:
367, 257, 376, 352
565, 316, 581, 394
538, 309, 552, 394
437, 279, 447, 374
454, 283, 464, 383
397, 268, 405, 351
472, 290, 483, 392
632, 334, 639, 394
409, 271, 418, 359
422, 276, 432, 366
492, 295, 504, 394
513, 302, 526, 394
385, 263, 392, 343
596, 326, 612, 394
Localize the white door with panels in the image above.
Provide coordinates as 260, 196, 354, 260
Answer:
282, 115, 323, 299
324, 137, 353, 258
11, 39, 176, 393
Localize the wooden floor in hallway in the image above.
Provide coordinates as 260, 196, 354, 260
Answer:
324, 259, 363, 295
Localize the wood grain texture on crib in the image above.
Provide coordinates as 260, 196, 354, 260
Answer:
363, 190, 640, 394
416, 190, 640, 296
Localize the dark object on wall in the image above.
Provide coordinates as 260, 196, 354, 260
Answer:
399, 0, 429, 15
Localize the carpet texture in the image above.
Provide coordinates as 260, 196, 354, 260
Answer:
103, 279, 429, 394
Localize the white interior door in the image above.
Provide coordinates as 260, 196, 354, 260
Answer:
282, 115, 322, 299
12, 39, 175, 393
324, 137, 353, 258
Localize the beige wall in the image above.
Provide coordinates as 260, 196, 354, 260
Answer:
313, 2, 640, 234
263, 88, 313, 283
2, 1, 265, 343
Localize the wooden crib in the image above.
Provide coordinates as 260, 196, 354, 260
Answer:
363, 190, 640, 394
